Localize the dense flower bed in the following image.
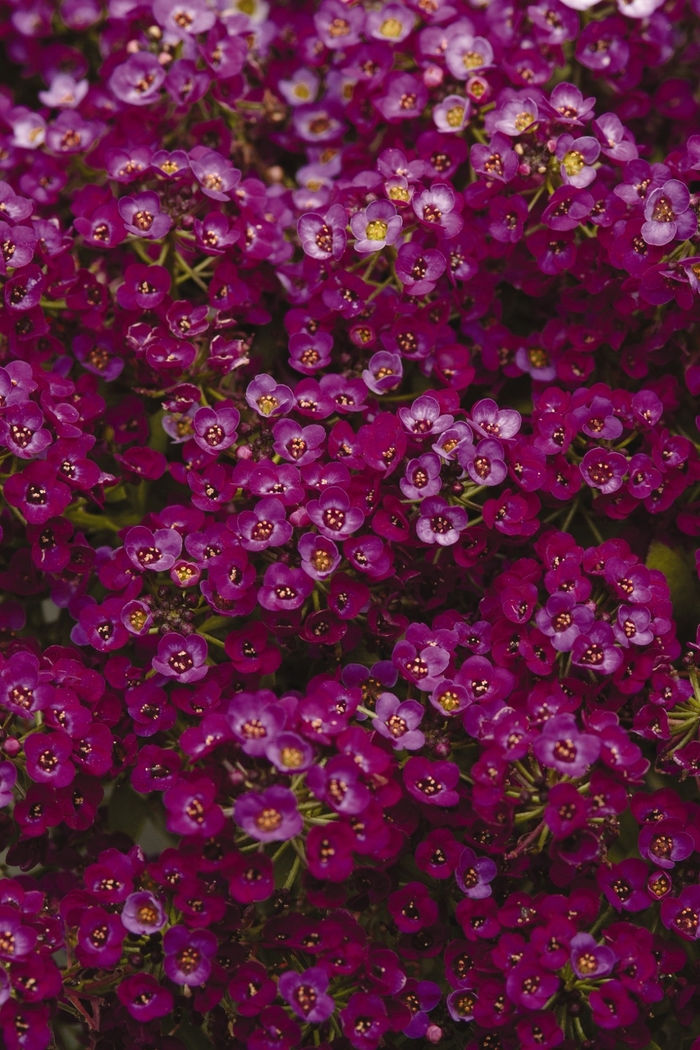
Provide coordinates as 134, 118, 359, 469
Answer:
1, 0, 700, 1047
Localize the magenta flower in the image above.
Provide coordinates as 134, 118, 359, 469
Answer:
116, 263, 170, 310
234, 785, 303, 842
76, 907, 125, 968
163, 925, 217, 986
404, 758, 460, 806
372, 695, 425, 750
279, 967, 335, 1022
298, 204, 348, 261
350, 200, 402, 254
109, 53, 165, 106
151, 633, 208, 683
117, 974, 173, 1021
117, 191, 172, 239
533, 714, 601, 776
121, 891, 167, 935
163, 776, 224, 837
455, 847, 497, 898
124, 525, 183, 572
642, 179, 697, 246
416, 497, 468, 546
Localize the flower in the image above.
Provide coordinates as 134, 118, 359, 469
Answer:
163, 925, 217, 986
234, 786, 303, 842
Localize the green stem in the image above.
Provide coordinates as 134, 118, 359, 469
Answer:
283, 853, 301, 890
589, 904, 613, 937
199, 632, 226, 649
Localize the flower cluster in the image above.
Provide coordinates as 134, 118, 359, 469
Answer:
1, 0, 700, 1049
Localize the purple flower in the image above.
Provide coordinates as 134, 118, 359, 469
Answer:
542, 186, 594, 230
460, 438, 508, 486
121, 891, 167, 935
589, 980, 638, 1030
0, 763, 16, 807
398, 980, 442, 1039
124, 526, 183, 572
433, 95, 471, 133
298, 204, 347, 261
544, 782, 589, 838
614, 604, 654, 647
109, 53, 165, 106
642, 179, 697, 246
660, 885, 700, 939
350, 200, 402, 254
234, 785, 303, 842
375, 72, 428, 123
258, 564, 313, 611
289, 331, 334, 374
413, 184, 463, 238
266, 732, 314, 774
571, 623, 623, 674
76, 907, 125, 968
0, 403, 51, 459
580, 448, 628, 494
163, 776, 224, 837
404, 757, 459, 806
163, 925, 217, 986
471, 133, 519, 183
546, 82, 596, 124
399, 394, 454, 437
400, 454, 442, 500
307, 486, 364, 539
226, 692, 285, 756
638, 818, 694, 869
192, 406, 240, 452
38, 72, 89, 109
4, 463, 71, 525
237, 497, 292, 552
507, 958, 560, 1010
533, 714, 601, 776
340, 993, 390, 1050
455, 846, 497, 898
152, 0, 215, 36
298, 534, 341, 580
151, 633, 208, 683
246, 374, 295, 418
366, 3, 415, 42
445, 32, 494, 77
535, 593, 594, 652
395, 244, 446, 295
117, 191, 172, 239
362, 351, 403, 395
572, 395, 623, 440
597, 858, 650, 913
4, 264, 44, 312
570, 932, 616, 979
556, 133, 600, 188
24, 731, 74, 789
372, 694, 425, 750
273, 419, 325, 464
116, 263, 170, 310
0, 221, 36, 276
416, 497, 468, 546
494, 97, 539, 136
117, 974, 173, 1022
279, 967, 334, 1022
315, 0, 365, 48
190, 147, 241, 201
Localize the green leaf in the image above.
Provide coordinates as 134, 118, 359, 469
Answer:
108, 783, 149, 841
198, 615, 231, 634
172, 1021, 216, 1050
645, 541, 700, 641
